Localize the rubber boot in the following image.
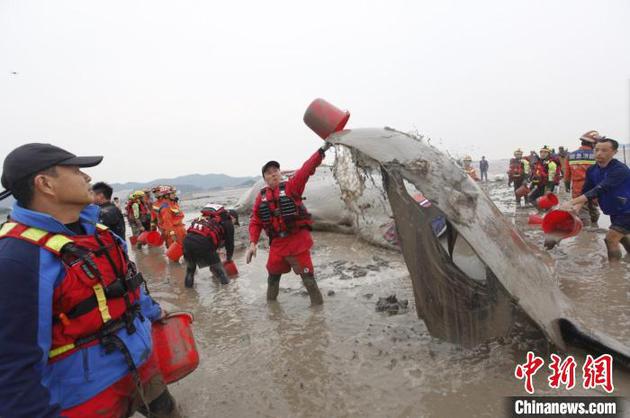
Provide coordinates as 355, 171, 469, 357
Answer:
588, 201, 600, 225
184, 259, 196, 288
620, 236, 630, 254
604, 238, 622, 262
210, 262, 230, 285
301, 273, 323, 305
267, 274, 281, 301
544, 237, 559, 250
138, 389, 182, 418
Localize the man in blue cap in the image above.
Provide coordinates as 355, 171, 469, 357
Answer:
0, 143, 180, 417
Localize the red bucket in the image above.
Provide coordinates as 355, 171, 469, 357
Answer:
137, 231, 150, 245
151, 312, 199, 384
303, 98, 350, 140
515, 184, 530, 199
129, 235, 138, 246
223, 260, 238, 277
166, 241, 183, 262
536, 192, 559, 210
528, 214, 544, 225
146, 231, 164, 247
542, 210, 583, 239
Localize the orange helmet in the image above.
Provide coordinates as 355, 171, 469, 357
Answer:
580, 130, 602, 144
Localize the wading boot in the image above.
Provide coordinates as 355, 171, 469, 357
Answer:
184, 259, 196, 288
619, 236, 630, 254
301, 273, 323, 305
544, 237, 559, 250
138, 388, 182, 418
267, 274, 281, 301
210, 262, 230, 285
604, 238, 622, 262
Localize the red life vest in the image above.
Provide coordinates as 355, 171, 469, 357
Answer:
533, 159, 561, 185
125, 200, 134, 218
0, 222, 145, 362
187, 215, 224, 247
257, 182, 312, 239
508, 158, 525, 180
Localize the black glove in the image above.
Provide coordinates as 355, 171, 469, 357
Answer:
319, 141, 333, 153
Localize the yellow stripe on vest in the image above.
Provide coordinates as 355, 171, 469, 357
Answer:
49, 343, 76, 359
45, 235, 74, 253
93, 284, 112, 323
0, 222, 18, 237
96, 223, 108, 231
20, 228, 48, 242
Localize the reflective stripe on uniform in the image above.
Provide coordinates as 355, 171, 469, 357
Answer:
20, 228, 48, 242
569, 160, 595, 165
93, 284, 112, 323
0, 222, 18, 236
96, 224, 108, 231
44, 235, 74, 253
49, 343, 76, 359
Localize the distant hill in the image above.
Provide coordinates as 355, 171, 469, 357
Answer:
111, 173, 259, 193
0, 173, 258, 209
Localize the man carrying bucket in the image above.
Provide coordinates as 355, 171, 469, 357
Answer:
507, 148, 530, 206
153, 185, 186, 250
562, 137, 630, 262
528, 146, 560, 204
246, 144, 332, 305
0, 144, 180, 417
183, 203, 235, 287
126, 190, 149, 248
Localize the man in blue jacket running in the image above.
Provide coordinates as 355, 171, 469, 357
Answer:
562, 137, 630, 262
0, 143, 180, 417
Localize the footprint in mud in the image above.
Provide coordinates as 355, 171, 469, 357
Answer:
318, 257, 393, 280
375, 294, 409, 315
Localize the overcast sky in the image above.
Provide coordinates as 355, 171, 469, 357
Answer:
1, 0, 629, 183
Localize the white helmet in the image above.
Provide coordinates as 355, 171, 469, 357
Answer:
201, 203, 224, 214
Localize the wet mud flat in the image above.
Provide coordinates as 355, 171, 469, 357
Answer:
133, 183, 629, 417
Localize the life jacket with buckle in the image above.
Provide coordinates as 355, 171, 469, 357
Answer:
187, 214, 225, 248
257, 182, 312, 239
0, 221, 145, 363
533, 159, 560, 185
126, 199, 147, 220
508, 158, 526, 180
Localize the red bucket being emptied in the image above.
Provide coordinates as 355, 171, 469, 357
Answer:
536, 192, 559, 210
542, 210, 583, 239
303, 98, 350, 140
151, 312, 199, 384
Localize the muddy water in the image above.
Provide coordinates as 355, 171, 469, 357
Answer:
131, 184, 629, 418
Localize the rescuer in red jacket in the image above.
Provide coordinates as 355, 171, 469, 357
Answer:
246, 143, 333, 305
